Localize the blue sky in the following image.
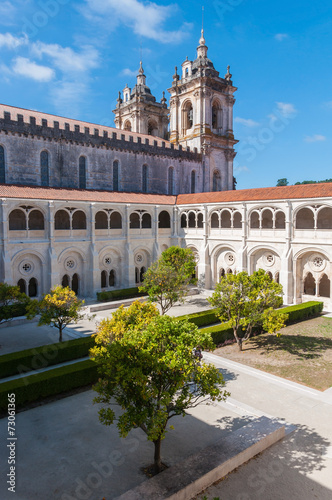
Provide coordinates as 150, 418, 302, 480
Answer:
0, 0, 331, 190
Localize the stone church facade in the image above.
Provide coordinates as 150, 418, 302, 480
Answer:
0, 31, 331, 310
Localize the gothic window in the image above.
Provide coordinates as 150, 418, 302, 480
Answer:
211, 212, 219, 228
275, 211, 286, 229
72, 274, 79, 295
159, 211, 171, 229
296, 208, 314, 229
168, 167, 174, 195
28, 278, 38, 297
142, 213, 152, 229
72, 210, 86, 230
55, 210, 70, 230
142, 165, 148, 193
101, 270, 107, 288
233, 212, 242, 228
212, 171, 220, 192
140, 267, 146, 283
124, 120, 131, 131
183, 101, 193, 131
212, 104, 219, 129
250, 212, 260, 229
28, 210, 44, 230
0, 145, 5, 183
266, 271, 273, 280
219, 268, 225, 280
130, 213, 140, 229
95, 211, 108, 230
317, 207, 332, 229
9, 209, 26, 230
188, 212, 196, 228
113, 161, 119, 192
110, 211, 122, 229
135, 267, 140, 284
304, 272, 316, 295
18, 279, 26, 294
319, 274, 330, 298
197, 213, 203, 228
220, 210, 231, 228
181, 214, 187, 228
275, 272, 280, 284
40, 151, 49, 187
191, 170, 196, 194
148, 121, 157, 136
79, 156, 86, 189
109, 270, 116, 287
261, 209, 273, 229
62, 274, 70, 288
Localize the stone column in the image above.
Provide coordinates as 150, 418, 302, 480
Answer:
224, 149, 236, 191
124, 204, 134, 287
239, 202, 248, 272
1, 200, 12, 283
153, 206, 160, 261
280, 201, 294, 305
48, 201, 58, 291
89, 203, 100, 297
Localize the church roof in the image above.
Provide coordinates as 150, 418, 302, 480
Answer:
1, 183, 332, 206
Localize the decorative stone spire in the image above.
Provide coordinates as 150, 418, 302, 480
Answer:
137, 61, 146, 86
225, 65, 232, 82
197, 29, 208, 58
161, 91, 167, 107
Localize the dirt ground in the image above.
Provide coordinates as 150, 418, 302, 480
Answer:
213, 316, 332, 391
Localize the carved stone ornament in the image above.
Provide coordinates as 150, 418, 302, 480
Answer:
65, 258, 76, 271
20, 261, 33, 275
225, 252, 235, 266
135, 253, 144, 264
224, 149, 236, 161
226, 95, 236, 105
263, 253, 275, 267
310, 254, 326, 272
104, 256, 112, 267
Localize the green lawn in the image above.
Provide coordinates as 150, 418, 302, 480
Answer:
213, 316, 332, 391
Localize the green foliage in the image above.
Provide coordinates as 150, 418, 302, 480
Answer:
276, 178, 289, 186
140, 246, 197, 314
27, 285, 85, 342
0, 337, 95, 379
97, 287, 145, 302
202, 301, 323, 345
0, 282, 30, 324
177, 308, 220, 327
295, 179, 332, 185
91, 304, 228, 472
208, 270, 287, 350
0, 359, 98, 413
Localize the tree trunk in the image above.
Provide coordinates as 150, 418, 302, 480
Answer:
153, 437, 162, 474
234, 329, 242, 352
59, 326, 63, 343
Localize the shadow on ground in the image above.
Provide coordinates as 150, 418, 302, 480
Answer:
247, 334, 332, 360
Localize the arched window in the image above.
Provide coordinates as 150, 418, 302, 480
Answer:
142, 213, 151, 229
227, 269, 233, 274
55, 210, 70, 230
168, 167, 174, 195
181, 214, 187, 228
191, 170, 196, 194
95, 211, 108, 230
211, 212, 219, 228
304, 272, 316, 295
140, 266, 146, 283
188, 212, 196, 228
109, 270, 116, 287
101, 270, 107, 288
28, 278, 38, 297
266, 271, 273, 280
110, 211, 122, 229
220, 211, 231, 228
233, 212, 242, 229
319, 274, 330, 298
219, 268, 225, 280
197, 213, 203, 228
113, 161, 119, 192
0, 145, 5, 183
250, 212, 260, 229
72, 274, 79, 295
261, 209, 273, 229
79, 156, 86, 189
18, 279, 26, 294
130, 213, 140, 229
72, 210, 86, 230
135, 267, 140, 284
62, 275, 70, 288
213, 171, 220, 192
183, 101, 193, 131
148, 121, 157, 136
275, 211, 286, 229
28, 210, 44, 230
317, 207, 332, 229
212, 104, 221, 129
40, 151, 49, 187
296, 208, 314, 229
9, 209, 26, 230
142, 165, 148, 193
124, 120, 131, 131
159, 211, 171, 229
275, 272, 280, 284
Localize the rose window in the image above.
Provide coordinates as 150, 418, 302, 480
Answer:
20, 262, 33, 274
313, 257, 323, 269
65, 259, 75, 270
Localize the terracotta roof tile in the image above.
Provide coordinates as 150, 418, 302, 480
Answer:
176, 183, 332, 205
0, 184, 176, 205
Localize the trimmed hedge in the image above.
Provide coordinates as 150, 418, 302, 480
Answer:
177, 308, 219, 328
0, 359, 98, 412
97, 287, 146, 302
202, 301, 323, 346
0, 337, 95, 379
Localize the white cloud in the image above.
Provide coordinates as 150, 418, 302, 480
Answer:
121, 68, 137, 78
304, 134, 326, 143
51, 80, 89, 116
234, 165, 250, 174
0, 32, 27, 49
276, 102, 297, 117
235, 117, 260, 128
83, 0, 192, 43
0, 2, 16, 25
12, 57, 55, 82
275, 33, 289, 41
31, 42, 99, 74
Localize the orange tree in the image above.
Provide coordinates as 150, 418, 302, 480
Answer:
0, 282, 30, 325
91, 302, 227, 474
27, 285, 85, 342
139, 246, 197, 314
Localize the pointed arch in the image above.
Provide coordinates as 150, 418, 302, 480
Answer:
113, 160, 119, 192
304, 272, 316, 295
9, 209, 26, 230
79, 156, 86, 189
168, 167, 174, 195
0, 145, 5, 183
142, 164, 148, 193
212, 170, 221, 192
191, 170, 196, 194
40, 150, 49, 187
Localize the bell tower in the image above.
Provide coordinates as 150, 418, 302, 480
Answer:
168, 30, 238, 191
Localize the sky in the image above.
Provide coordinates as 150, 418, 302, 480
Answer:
0, 0, 331, 190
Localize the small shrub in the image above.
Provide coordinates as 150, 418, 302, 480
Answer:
177, 309, 219, 328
